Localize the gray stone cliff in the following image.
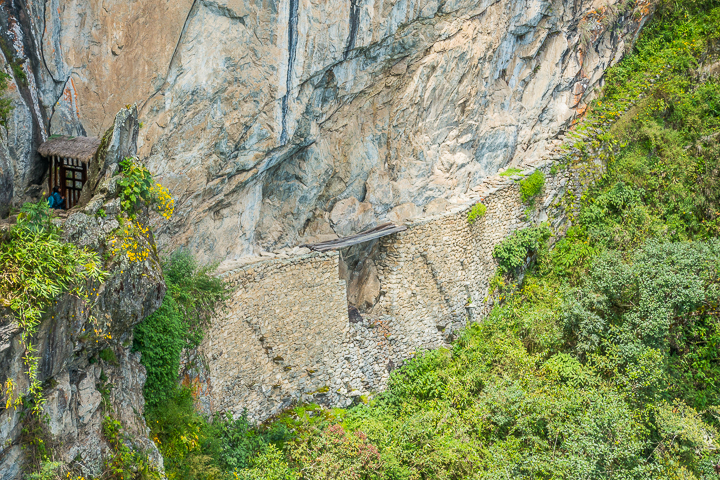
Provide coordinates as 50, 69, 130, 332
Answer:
0, 0, 651, 262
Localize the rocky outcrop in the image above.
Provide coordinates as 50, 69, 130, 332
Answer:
0, 109, 165, 479
0, 211, 165, 480
1, 0, 651, 262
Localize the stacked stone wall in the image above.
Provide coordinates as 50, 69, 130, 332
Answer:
200, 253, 351, 421
197, 157, 603, 422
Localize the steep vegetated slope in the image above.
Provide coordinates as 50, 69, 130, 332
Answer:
140, 1, 720, 478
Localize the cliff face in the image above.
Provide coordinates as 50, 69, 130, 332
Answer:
0, 108, 165, 479
0, 0, 650, 263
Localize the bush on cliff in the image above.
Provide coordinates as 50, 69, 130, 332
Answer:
0, 70, 12, 128
492, 224, 551, 275
134, 250, 227, 410
0, 201, 107, 413
518, 170, 545, 204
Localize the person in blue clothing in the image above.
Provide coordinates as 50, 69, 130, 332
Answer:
48, 186, 65, 210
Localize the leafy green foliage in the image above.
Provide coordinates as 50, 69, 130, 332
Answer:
117, 158, 156, 217
466, 202, 487, 224
0, 201, 107, 412
146, 387, 294, 480
0, 38, 27, 88
134, 293, 184, 410
518, 170, 545, 203
211, 411, 291, 472
103, 415, 161, 479
99, 348, 119, 365
235, 445, 298, 480
163, 251, 228, 350
11, 62, 26, 86
0, 70, 12, 128
134, 251, 227, 409
117, 158, 174, 220
288, 424, 382, 479
492, 224, 551, 275
144, 388, 224, 480
25, 461, 63, 480
499, 167, 523, 177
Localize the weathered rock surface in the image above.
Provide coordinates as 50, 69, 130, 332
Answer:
1, 0, 651, 262
0, 212, 165, 479
0, 109, 165, 479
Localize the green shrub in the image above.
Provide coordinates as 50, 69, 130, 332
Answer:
10, 62, 26, 86
519, 170, 545, 203
0, 71, 12, 128
103, 415, 161, 479
134, 251, 227, 410
117, 157, 174, 220
0, 201, 107, 412
144, 388, 224, 479
146, 387, 294, 480
235, 444, 297, 480
492, 224, 551, 274
134, 293, 184, 410
466, 202, 486, 224
499, 167, 523, 177
99, 348, 119, 365
25, 461, 62, 480
0, 39, 27, 87
289, 424, 383, 480
562, 240, 720, 398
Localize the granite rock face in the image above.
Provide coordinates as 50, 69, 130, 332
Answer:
0, 0, 650, 261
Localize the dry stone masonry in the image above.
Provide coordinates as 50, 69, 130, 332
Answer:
200, 253, 350, 420
197, 150, 604, 422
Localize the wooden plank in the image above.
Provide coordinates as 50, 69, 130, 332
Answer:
303, 222, 407, 252
59, 157, 66, 207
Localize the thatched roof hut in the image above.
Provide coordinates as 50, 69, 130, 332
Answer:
38, 136, 101, 164
39, 136, 102, 210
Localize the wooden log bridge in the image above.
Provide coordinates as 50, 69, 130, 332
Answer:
304, 222, 407, 252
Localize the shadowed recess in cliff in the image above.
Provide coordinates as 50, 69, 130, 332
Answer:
344, 0, 361, 59
280, 0, 299, 145
0, 4, 47, 141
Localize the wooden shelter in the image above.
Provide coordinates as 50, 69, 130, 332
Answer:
38, 136, 101, 209
303, 222, 407, 252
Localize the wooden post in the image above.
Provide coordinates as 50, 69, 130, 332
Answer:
60, 157, 67, 209
49, 156, 54, 193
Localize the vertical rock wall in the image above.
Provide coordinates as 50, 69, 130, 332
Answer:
1, 0, 651, 262
0, 108, 164, 480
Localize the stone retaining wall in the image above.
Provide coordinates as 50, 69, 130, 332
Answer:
199, 252, 350, 420
197, 157, 602, 422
